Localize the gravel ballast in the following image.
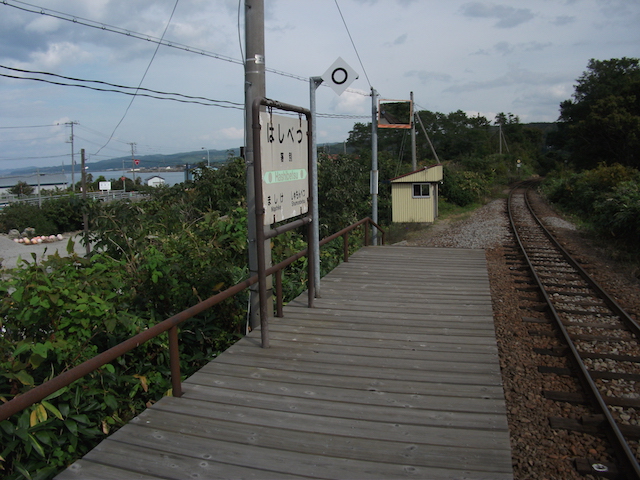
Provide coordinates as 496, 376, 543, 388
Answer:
404, 195, 640, 480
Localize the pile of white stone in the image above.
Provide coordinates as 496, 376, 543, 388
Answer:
8, 228, 64, 245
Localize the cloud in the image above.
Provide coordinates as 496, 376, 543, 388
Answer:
460, 2, 535, 28
393, 33, 408, 46
472, 41, 552, 56
218, 127, 244, 141
551, 15, 576, 26
405, 70, 452, 84
331, 89, 369, 115
444, 64, 565, 94
27, 42, 92, 69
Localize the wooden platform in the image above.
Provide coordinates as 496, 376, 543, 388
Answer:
56, 246, 513, 479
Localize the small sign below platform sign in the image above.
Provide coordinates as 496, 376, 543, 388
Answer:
260, 112, 309, 225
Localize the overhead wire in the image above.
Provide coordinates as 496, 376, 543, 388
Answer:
334, 0, 372, 89
0, 0, 244, 66
0, 124, 56, 129
95, 0, 180, 156
0, 0, 373, 158
0, 65, 244, 108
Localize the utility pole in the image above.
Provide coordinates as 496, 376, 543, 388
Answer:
65, 121, 78, 191
410, 91, 417, 170
244, 0, 270, 331
371, 88, 379, 245
81, 149, 90, 256
129, 142, 137, 186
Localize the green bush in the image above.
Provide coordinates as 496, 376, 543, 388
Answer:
441, 165, 490, 206
0, 197, 86, 236
543, 164, 640, 250
0, 203, 56, 236
593, 180, 640, 243
544, 163, 639, 215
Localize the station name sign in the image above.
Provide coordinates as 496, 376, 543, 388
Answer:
260, 112, 309, 225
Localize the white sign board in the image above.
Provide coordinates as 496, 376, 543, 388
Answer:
260, 112, 309, 225
99, 181, 112, 191
321, 57, 359, 96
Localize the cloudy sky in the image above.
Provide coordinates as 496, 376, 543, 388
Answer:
1, 0, 638, 172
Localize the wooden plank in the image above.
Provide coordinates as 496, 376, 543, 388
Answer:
112, 414, 512, 474
149, 396, 510, 450
55, 246, 513, 480
189, 362, 508, 399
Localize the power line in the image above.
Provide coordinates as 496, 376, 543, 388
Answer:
0, 72, 243, 108
0, 124, 57, 129
1, 0, 312, 84
2, 0, 375, 94
334, 0, 372, 88
0, 65, 243, 108
96, 0, 179, 156
1, 0, 244, 66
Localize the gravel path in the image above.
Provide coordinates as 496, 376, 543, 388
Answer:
403, 195, 640, 479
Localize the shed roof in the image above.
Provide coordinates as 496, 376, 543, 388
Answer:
390, 164, 443, 183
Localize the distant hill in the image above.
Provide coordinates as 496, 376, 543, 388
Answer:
0, 148, 241, 176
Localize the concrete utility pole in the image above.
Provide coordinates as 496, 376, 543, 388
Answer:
371, 88, 379, 245
129, 142, 137, 185
244, 0, 270, 330
65, 121, 78, 191
81, 149, 90, 256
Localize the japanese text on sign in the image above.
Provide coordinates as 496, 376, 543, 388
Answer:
260, 112, 309, 225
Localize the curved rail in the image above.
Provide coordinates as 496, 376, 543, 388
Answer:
508, 182, 640, 479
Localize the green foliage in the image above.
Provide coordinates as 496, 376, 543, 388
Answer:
440, 164, 490, 207
593, 180, 640, 241
0, 154, 371, 478
558, 57, 640, 169
543, 164, 640, 250
8, 182, 34, 197
0, 197, 86, 235
317, 153, 370, 237
0, 203, 56, 236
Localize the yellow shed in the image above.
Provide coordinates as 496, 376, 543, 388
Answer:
390, 164, 443, 223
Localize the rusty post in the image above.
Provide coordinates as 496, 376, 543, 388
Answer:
275, 269, 283, 317
365, 219, 370, 246
343, 232, 349, 262
168, 326, 182, 398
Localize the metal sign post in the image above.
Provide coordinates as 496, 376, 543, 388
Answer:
252, 97, 314, 348
309, 58, 358, 296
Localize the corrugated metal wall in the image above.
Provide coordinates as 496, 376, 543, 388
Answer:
391, 183, 437, 223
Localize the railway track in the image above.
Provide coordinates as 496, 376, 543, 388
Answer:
508, 182, 640, 479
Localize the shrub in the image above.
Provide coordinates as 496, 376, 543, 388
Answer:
441, 165, 490, 206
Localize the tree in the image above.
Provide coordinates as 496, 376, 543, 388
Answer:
558, 57, 640, 169
9, 181, 34, 197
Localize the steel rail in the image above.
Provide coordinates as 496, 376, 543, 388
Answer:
507, 182, 640, 479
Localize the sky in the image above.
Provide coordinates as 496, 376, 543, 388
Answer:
0, 0, 639, 172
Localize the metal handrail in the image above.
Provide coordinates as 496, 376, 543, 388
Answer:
0, 217, 384, 422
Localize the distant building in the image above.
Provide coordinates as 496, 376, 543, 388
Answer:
145, 175, 166, 187
390, 164, 443, 223
0, 173, 67, 195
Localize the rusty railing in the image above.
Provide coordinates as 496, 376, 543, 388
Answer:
0, 217, 384, 422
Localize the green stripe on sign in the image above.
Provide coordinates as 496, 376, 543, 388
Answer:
263, 169, 308, 184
